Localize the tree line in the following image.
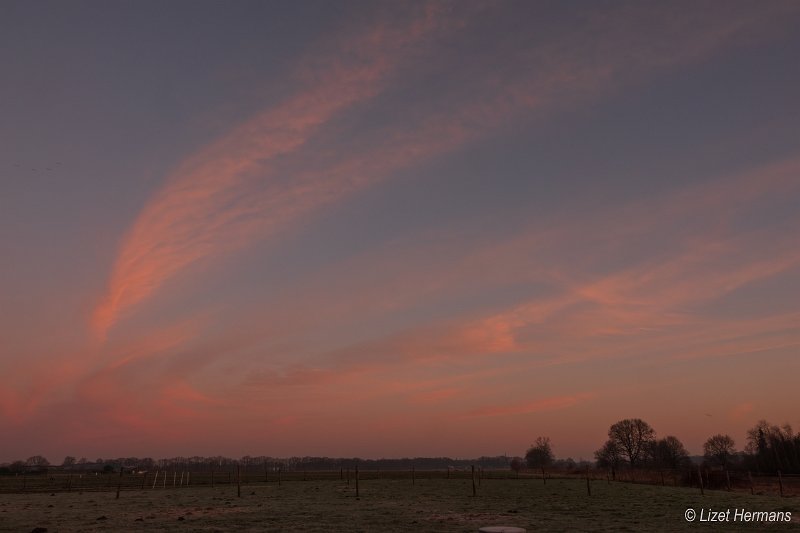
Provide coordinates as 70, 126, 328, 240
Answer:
4, 418, 797, 476
0, 454, 514, 475
519, 418, 800, 476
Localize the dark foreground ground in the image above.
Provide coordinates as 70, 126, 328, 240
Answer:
1, 477, 798, 532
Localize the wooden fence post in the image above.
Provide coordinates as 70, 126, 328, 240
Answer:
237, 465, 241, 498
541, 467, 546, 485
698, 466, 704, 496
412, 466, 415, 485
778, 470, 784, 497
152, 471, 159, 490
116, 468, 123, 499
725, 470, 731, 491
586, 466, 591, 496
278, 467, 281, 487
211, 465, 215, 488
472, 465, 476, 497
748, 471, 754, 495
355, 465, 360, 498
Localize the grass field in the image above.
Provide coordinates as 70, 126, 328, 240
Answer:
1, 476, 798, 532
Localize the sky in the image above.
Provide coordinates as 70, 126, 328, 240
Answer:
1, 0, 799, 463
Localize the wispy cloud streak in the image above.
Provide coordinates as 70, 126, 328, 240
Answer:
91, 2, 799, 337
92, 3, 463, 336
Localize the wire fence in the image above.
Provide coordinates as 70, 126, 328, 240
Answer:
1, 465, 798, 497
0, 466, 503, 494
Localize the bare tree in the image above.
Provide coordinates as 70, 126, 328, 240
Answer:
62, 456, 76, 467
525, 437, 554, 469
704, 434, 736, 468
594, 439, 623, 477
607, 419, 655, 468
26, 455, 50, 467
652, 436, 690, 470
744, 420, 800, 472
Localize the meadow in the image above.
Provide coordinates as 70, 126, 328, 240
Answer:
1, 472, 798, 532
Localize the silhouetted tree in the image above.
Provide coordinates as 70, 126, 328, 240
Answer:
525, 437, 554, 469
703, 434, 736, 468
25, 456, 50, 467
62, 456, 76, 467
744, 420, 800, 473
651, 436, 690, 470
594, 439, 623, 478
607, 418, 655, 468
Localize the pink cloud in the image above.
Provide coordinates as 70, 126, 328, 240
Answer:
11, 3, 791, 459
91, 4, 465, 338
90, 1, 799, 341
